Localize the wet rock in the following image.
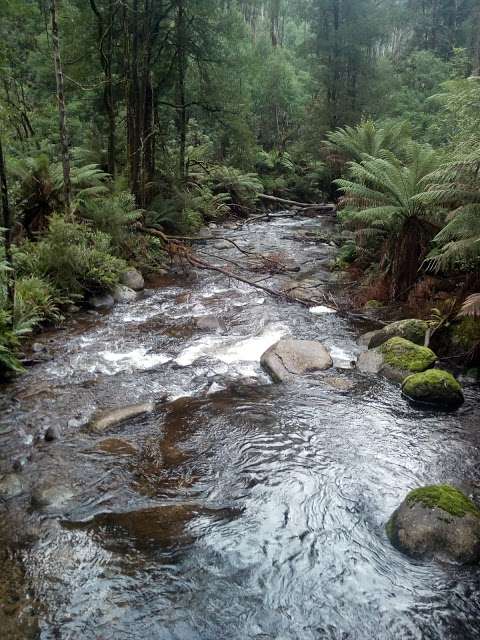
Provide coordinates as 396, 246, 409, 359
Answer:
94, 438, 139, 456
324, 377, 356, 392
31, 342, 46, 353
12, 456, 29, 472
387, 485, 480, 563
213, 240, 231, 251
402, 369, 464, 409
45, 426, 60, 442
0, 474, 25, 499
356, 350, 385, 375
357, 337, 436, 382
31, 483, 75, 509
120, 268, 144, 291
261, 339, 333, 383
194, 315, 225, 332
16, 382, 55, 401
88, 293, 115, 310
67, 304, 80, 313
359, 319, 429, 349
88, 402, 157, 432
112, 284, 139, 303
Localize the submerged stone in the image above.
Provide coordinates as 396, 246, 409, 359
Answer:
0, 474, 25, 499
88, 293, 115, 310
387, 485, 480, 563
31, 483, 75, 509
402, 369, 464, 409
88, 402, 156, 432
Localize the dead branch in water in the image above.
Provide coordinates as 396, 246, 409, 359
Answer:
140, 225, 323, 305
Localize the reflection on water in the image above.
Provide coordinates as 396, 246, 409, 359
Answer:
1, 215, 480, 639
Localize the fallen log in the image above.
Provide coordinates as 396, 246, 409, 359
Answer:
258, 193, 336, 212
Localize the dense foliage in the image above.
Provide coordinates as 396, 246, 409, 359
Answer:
1, 0, 479, 375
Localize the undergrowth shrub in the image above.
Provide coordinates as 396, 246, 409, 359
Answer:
15, 214, 126, 296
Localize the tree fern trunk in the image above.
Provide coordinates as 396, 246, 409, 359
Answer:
389, 217, 436, 301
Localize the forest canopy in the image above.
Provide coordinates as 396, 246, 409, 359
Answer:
1, 0, 480, 375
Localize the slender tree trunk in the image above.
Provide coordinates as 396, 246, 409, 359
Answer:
50, 0, 72, 215
473, 4, 480, 77
0, 136, 14, 306
175, 0, 188, 184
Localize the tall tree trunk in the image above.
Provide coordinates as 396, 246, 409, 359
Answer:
89, 0, 117, 177
0, 136, 14, 306
473, 4, 480, 77
175, 0, 188, 184
50, 0, 72, 215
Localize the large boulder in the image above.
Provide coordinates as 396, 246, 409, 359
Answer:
387, 485, 480, 563
402, 369, 464, 409
359, 319, 429, 349
120, 268, 144, 291
357, 337, 436, 382
260, 339, 332, 383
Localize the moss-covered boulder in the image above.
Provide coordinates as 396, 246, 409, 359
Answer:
402, 369, 464, 409
357, 337, 436, 382
379, 337, 436, 373
358, 319, 429, 349
386, 485, 480, 563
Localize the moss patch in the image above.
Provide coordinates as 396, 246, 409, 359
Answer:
378, 337, 436, 373
406, 485, 480, 518
450, 317, 480, 351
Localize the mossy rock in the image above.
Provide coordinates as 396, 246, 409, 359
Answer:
359, 318, 429, 349
407, 485, 480, 518
386, 484, 480, 563
402, 369, 464, 409
378, 337, 436, 374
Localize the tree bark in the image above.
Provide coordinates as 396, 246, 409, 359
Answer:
0, 136, 14, 306
50, 0, 72, 215
175, 0, 188, 183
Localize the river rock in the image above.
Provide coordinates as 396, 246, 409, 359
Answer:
120, 268, 144, 291
194, 315, 225, 332
387, 485, 480, 563
45, 425, 60, 442
402, 369, 464, 409
357, 337, 436, 382
31, 483, 75, 509
112, 284, 139, 303
88, 402, 156, 433
359, 319, 429, 349
88, 293, 115, 310
0, 473, 25, 499
261, 339, 333, 383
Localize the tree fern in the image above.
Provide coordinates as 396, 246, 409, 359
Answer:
335, 145, 440, 298
419, 143, 480, 273
324, 119, 411, 167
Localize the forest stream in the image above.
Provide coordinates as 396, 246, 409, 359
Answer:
1, 213, 480, 640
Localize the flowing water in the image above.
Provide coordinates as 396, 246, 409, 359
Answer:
1, 215, 480, 640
